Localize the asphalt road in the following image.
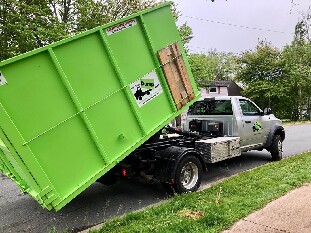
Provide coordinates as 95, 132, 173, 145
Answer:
0, 123, 310, 233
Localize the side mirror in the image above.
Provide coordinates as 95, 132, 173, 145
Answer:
264, 108, 273, 115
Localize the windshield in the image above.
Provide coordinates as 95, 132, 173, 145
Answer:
188, 100, 233, 115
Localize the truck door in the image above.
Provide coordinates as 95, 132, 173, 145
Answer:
238, 99, 266, 146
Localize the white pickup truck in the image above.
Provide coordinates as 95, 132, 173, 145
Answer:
100, 96, 285, 194
184, 96, 285, 160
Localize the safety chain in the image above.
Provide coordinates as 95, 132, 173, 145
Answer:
23, 53, 194, 146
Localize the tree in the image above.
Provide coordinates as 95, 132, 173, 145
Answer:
237, 41, 290, 118
48, 0, 164, 33
188, 50, 238, 87
294, 8, 310, 42
188, 53, 216, 86
0, 0, 66, 61
178, 22, 193, 53
283, 20, 311, 120
283, 41, 311, 120
237, 38, 311, 120
1, 0, 183, 62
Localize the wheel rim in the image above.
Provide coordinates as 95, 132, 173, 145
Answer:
180, 162, 198, 190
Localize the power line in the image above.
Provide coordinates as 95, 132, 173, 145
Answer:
188, 45, 216, 54
187, 45, 241, 55
184, 15, 294, 35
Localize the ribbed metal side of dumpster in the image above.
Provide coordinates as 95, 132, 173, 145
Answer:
0, 2, 200, 211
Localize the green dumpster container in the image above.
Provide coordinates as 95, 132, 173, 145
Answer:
0, 2, 200, 211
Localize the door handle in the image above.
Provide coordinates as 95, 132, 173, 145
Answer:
245, 121, 251, 123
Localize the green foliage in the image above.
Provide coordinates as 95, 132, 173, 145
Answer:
282, 41, 311, 119
237, 37, 311, 120
1, 0, 178, 62
178, 22, 193, 52
188, 51, 238, 87
49, 0, 164, 33
0, 0, 66, 60
188, 53, 216, 86
294, 9, 310, 42
237, 41, 287, 116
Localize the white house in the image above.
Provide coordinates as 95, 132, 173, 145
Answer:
200, 80, 243, 98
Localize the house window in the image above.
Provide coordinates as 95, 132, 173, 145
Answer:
209, 87, 217, 93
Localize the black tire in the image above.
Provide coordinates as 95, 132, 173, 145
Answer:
270, 134, 283, 161
173, 156, 203, 193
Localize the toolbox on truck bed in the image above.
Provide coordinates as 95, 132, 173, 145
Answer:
0, 2, 200, 211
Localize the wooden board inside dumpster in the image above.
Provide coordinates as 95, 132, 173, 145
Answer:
158, 42, 195, 110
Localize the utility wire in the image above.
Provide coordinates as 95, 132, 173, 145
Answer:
188, 45, 216, 54
188, 45, 242, 55
187, 45, 240, 55
184, 15, 294, 35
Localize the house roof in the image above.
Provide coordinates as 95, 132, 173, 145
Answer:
208, 80, 235, 87
207, 80, 243, 96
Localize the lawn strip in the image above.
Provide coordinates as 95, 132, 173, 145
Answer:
283, 120, 311, 125
92, 152, 311, 233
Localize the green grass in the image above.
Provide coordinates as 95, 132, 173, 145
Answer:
92, 152, 311, 233
283, 120, 311, 125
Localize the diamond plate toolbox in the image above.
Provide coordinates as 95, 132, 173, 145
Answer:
195, 137, 241, 163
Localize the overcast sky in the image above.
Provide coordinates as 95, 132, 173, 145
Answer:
171, 0, 310, 54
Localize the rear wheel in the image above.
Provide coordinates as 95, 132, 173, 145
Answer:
270, 134, 283, 161
173, 156, 203, 193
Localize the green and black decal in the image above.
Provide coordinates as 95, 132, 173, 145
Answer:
253, 121, 262, 132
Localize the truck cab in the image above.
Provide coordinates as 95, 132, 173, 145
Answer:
184, 96, 285, 157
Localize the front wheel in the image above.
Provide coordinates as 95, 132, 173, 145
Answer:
270, 134, 283, 161
173, 156, 203, 193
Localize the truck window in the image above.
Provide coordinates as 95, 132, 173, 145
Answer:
188, 100, 233, 115
239, 99, 261, 116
